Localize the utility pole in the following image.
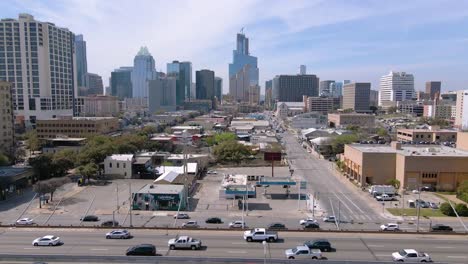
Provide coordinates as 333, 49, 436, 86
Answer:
116, 183, 119, 213
416, 176, 421, 233
129, 182, 133, 227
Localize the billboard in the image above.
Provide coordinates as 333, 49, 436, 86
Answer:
264, 152, 282, 161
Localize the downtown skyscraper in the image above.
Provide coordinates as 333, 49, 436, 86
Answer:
167, 60, 192, 105
74, 34, 87, 89
131, 47, 157, 98
378, 71, 414, 108
228, 32, 259, 103
0, 13, 77, 128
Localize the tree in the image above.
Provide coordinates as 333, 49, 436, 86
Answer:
51, 149, 76, 177
29, 154, 53, 181
213, 140, 251, 164
214, 133, 237, 144
456, 180, 468, 203
77, 163, 99, 183
387, 106, 398, 114
455, 203, 468, 217
376, 127, 388, 137
386, 179, 401, 189
0, 153, 9, 166
25, 130, 41, 154
33, 181, 53, 208
330, 134, 359, 154
439, 202, 456, 216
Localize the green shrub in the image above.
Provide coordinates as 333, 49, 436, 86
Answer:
455, 203, 468, 217
439, 202, 456, 216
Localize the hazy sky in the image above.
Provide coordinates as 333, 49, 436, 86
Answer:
2, 0, 468, 94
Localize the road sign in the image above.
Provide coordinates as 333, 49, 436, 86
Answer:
300, 181, 307, 190
264, 152, 282, 161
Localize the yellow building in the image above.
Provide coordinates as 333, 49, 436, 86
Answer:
36, 117, 119, 139
342, 142, 468, 191
328, 113, 375, 128
457, 132, 468, 151
396, 128, 457, 143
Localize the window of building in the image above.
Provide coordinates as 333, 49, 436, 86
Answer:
117, 163, 120, 168
422, 172, 437, 179
109, 162, 112, 168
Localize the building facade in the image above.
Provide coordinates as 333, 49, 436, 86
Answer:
319, 80, 334, 96
379, 71, 414, 108
167, 60, 192, 105
74, 34, 87, 89
0, 81, 14, 155
110, 67, 132, 100
265, 80, 273, 110
369, 90, 379, 107
196, 69, 215, 105
272, 74, 319, 102
305, 96, 340, 114
0, 14, 78, 128
84, 72, 103, 95
396, 128, 457, 143
36, 117, 119, 138
455, 90, 468, 130
328, 113, 375, 128
131, 47, 157, 98
104, 154, 133, 178
330, 82, 343, 98
215, 77, 222, 103
425, 81, 441, 100
148, 77, 177, 113
79, 95, 120, 117
342, 82, 371, 112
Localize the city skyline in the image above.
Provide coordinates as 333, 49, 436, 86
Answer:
2, 0, 468, 94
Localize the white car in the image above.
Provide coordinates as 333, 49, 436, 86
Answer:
229, 220, 246, 228
392, 249, 432, 262
182, 221, 199, 228
105, 229, 131, 239
207, 170, 217, 174
16, 218, 34, 225
322, 216, 336, 222
32, 235, 62, 246
300, 218, 317, 225
380, 223, 400, 231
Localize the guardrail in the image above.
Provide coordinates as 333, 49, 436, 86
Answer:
2, 224, 466, 235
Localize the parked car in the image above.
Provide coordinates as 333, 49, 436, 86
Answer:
32, 235, 62, 246
392, 249, 432, 262
207, 170, 218, 174
299, 218, 317, 225
168, 236, 202, 250
267, 223, 287, 230
284, 245, 322, 260
126, 244, 156, 256
303, 222, 320, 230
243, 228, 278, 242
81, 215, 99, 222
101, 220, 119, 227
380, 223, 400, 231
430, 224, 453, 232
376, 194, 394, 201
427, 202, 438, 209
415, 200, 429, 208
205, 217, 222, 224
182, 221, 199, 228
229, 220, 246, 228
322, 216, 336, 222
16, 218, 35, 225
106, 230, 131, 239
304, 239, 333, 252
174, 213, 190, 219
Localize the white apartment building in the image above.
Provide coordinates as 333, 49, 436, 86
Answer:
104, 154, 134, 178
378, 71, 414, 108
0, 14, 78, 128
455, 90, 468, 130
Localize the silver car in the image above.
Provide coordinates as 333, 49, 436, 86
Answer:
182, 221, 199, 228
105, 229, 131, 239
32, 235, 62, 246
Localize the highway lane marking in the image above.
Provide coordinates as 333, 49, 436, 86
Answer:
231, 242, 247, 245
227, 250, 247, 254
375, 254, 390, 257
23, 247, 40, 250
447, 256, 467, 259
436, 246, 454, 249
90, 248, 109, 251
367, 245, 384, 247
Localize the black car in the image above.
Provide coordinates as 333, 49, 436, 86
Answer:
303, 222, 320, 230
126, 244, 156, 256
101, 220, 119, 227
431, 224, 453, 232
205, 217, 222, 224
81, 215, 99, 222
267, 223, 287, 230
304, 239, 332, 252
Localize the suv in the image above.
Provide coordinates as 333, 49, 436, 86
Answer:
205, 217, 222, 224
380, 223, 399, 231
267, 223, 287, 230
81, 215, 99, 222
304, 239, 332, 252
303, 222, 320, 230
431, 224, 453, 232
126, 244, 156, 256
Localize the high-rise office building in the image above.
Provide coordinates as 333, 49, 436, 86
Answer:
369, 90, 379, 107
425, 81, 441, 100
272, 74, 319, 102
215, 77, 222, 102
131, 47, 157, 98
110, 67, 132, 100
85, 73, 103, 95
196, 70, 215, 105
228, 33, 259, 101
265, 80, 273, 109
148, 77, 177, 113
0, 81, 14, 155
455, 90, 468, 130
343, 82, 371, 112
75, 34, 87, 88
167, 60, 192, 105
0, 14, 77, 127
300, 65, 307, 75
319, 80, 335, 96
378, 71, 414, 107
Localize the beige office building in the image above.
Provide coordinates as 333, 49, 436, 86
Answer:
457, 132, 468, 151
342, 142, 468, 191
0, 81, 14, 155
304, 96, 340, 114
36, 117, 119, 138
328, 113, 375, 128
80, 95, 120, 117
396, 128, 457, 143
342, 82, 371, 112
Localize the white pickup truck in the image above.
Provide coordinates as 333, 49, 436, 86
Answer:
243, 228, 278, 242
285, 246, 323, 260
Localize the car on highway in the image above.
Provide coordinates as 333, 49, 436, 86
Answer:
106, 230, 131, 239
205, 217, 222, 224
430, 224, 453, 232
101, 220, 119, 227
392, 249, 432, 262
16, 218, 35, 225
174, 213, 190, 219
304, 239, 333, 252
168, 236, 202, 250
380, 223, 400, 231
267, 223, 287, 230
32, 235, 62, 246
299, 218, 317, 225
229, 220, 246, 228
303, 222, 320, 230
284, 245, 322, 260
182, 221, 199, 228
81, 215, 99, 222
244, 228, 278, 242
322, 216, 336, 222
126, 244, 156, 256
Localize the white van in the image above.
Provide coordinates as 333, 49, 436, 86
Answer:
407, 200, 415, 208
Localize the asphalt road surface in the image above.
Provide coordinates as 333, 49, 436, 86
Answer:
0, 228, 466, 263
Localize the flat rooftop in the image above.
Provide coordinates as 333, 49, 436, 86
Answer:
136, 184, 184, 194
45, 137, 87, 142
349, 144, 468, 157
397, 128, 457, 133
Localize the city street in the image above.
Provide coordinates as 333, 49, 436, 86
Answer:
0, 228, 466, 263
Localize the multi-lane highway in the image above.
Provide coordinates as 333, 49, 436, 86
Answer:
0, 228, 467, 263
